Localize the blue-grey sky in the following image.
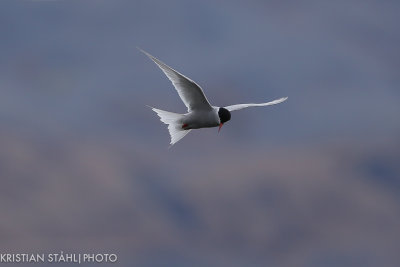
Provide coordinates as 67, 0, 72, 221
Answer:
1, 1, 399, 266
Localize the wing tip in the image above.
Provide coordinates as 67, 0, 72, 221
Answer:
136, 46, 145, 53
145, 104, 154, 109
137, 47, 154, 60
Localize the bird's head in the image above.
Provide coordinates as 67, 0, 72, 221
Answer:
218, 107, 231, 132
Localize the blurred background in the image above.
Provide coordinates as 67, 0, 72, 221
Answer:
1, 0, 399, 266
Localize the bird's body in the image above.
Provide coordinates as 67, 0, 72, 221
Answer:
139, 48, 287, 146
181, 107, 220, 129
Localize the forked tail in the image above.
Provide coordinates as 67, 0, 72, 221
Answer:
149, 107, 191, 146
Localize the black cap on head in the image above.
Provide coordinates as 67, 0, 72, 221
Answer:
218, 107, 231, 124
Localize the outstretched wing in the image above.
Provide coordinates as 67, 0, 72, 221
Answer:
139, 48, 213, 112
224, 97, 288, 112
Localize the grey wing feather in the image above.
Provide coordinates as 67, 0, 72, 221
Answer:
224, 97, 288, 112
139, 48, 213, 112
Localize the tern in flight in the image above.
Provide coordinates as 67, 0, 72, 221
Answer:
140, 48, 288, 146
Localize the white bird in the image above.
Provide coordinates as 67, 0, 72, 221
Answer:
139, 48, 288, 146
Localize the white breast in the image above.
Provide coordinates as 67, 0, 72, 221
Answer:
182, 107, 220, 129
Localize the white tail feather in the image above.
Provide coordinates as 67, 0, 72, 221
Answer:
149, 107, 191, 146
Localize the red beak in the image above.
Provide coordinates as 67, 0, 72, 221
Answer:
218, 123, 223, 133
